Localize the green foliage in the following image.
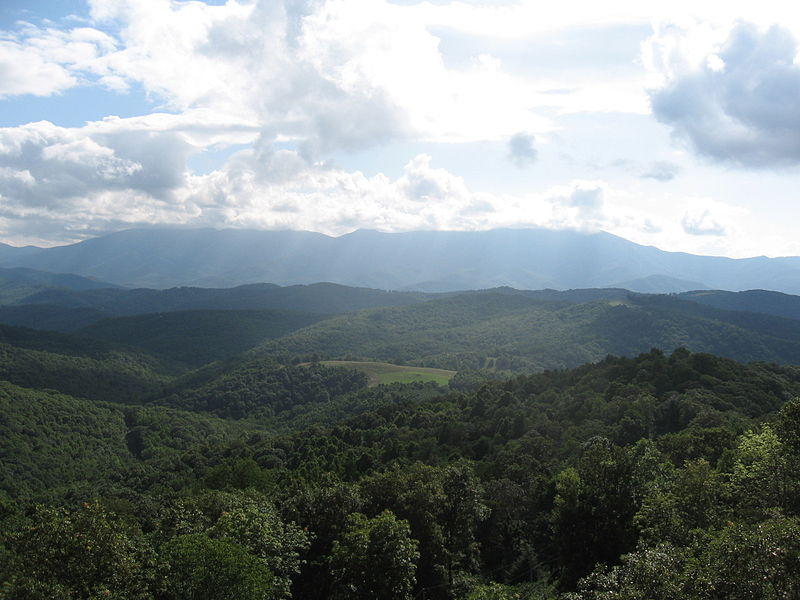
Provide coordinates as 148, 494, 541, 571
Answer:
319, 360, 455, 387
550, 439, 654, 587
635, 459, 726, 546
0, 334, 171, 404
78, 309, 326, 367
256, 291, 800, 371
4, 333, 800, 600
0, 501, 154, 600
0, 383, 131, 499
22, 281, 430, 317
360, 461, 489, 596
157, 490, 309, 599
689, 516, 800, 599
730, 425, 790, 518
160, 360, 368, 419
160, 533, 275, 600
329, 510, 420, 600
565, 543, 689, 600
0, 382, 237, 500
568, 516, 800, 600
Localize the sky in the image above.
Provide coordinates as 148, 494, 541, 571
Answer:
1, 0, 800, 257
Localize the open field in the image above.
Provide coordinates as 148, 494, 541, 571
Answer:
318, 360, 455, 387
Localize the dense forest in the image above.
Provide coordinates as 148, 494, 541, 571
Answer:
2, 281, 800, 598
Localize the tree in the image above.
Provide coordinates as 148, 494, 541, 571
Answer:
160, 533, 275, 600
690, 516, 800, 600
564, 543, 688, 600
157, 490, 308, 600
635, 458, 726, 546
551, 439, 644, 587
360, 461, 488, 598
730, 425, 789, 518
1, 501, 154, 600
329, 510, 419, 600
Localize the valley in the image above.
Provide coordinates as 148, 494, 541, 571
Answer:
2, 248, 800, 599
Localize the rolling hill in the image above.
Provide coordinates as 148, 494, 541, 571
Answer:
253, 290, 800, 371
76, 309, 328, 367
13, 281, 433, 318
0, 266, 117, 304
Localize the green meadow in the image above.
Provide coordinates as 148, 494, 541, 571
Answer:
318, 360, 455, 386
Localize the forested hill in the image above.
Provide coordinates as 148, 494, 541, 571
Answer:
0, 266, 117, 304
255, 290, 800, 370
679, 288, 800, 320
4, 275, 800, 597
14, 281, 433, 318
2, 348, 800, 598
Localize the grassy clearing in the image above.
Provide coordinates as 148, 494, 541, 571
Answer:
318, 360, 455, 387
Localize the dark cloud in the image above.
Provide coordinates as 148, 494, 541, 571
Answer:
650, 23, 800, 167
508, 131, 537, 166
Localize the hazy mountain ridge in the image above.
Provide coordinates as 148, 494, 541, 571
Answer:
2, 227, 800, 292
0, 265, 118, 305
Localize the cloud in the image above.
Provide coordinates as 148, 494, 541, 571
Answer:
0, 119, 194, 204
53, 0, 564, 150
679, 198, 746, 237
0, 22, 119, 97
0, 39, 76, 97
508, 132, 537, 167
0, 115, 227, 244
641, 161, 680, 181
0, 115, 635, 245
682, 210, 727, 236
648, 21, 800, 167
543, 180, 609, 231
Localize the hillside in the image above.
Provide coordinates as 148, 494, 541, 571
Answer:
255, 290, 800, 370
77, 309, 328, 367
0, 323, 175, 403
2, 227, 800, 292
4, 347, 800, 599
14, 281, 433, 317
0, 381, 239, 501
0, 266, 117, 304
0, 304, 112, 332
679, 288, 800, 321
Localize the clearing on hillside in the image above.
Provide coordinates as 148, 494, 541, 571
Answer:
318, 360, 455, 387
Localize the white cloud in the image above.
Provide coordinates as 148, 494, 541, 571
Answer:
75, 0, 596, 148
0, 22, 119, 97
0, 39, 76, 97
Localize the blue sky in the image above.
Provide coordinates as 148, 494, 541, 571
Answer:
1, 0, 799, 258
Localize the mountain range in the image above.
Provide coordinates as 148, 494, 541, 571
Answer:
1, 227, 800, 293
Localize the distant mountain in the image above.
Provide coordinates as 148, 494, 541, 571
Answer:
2, 228, 800, 293
14, 282, 432, 317
610, 274, 709, 294
0, 266, 117, 304
0, 305, 112, 332
678, 289, 800, 321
